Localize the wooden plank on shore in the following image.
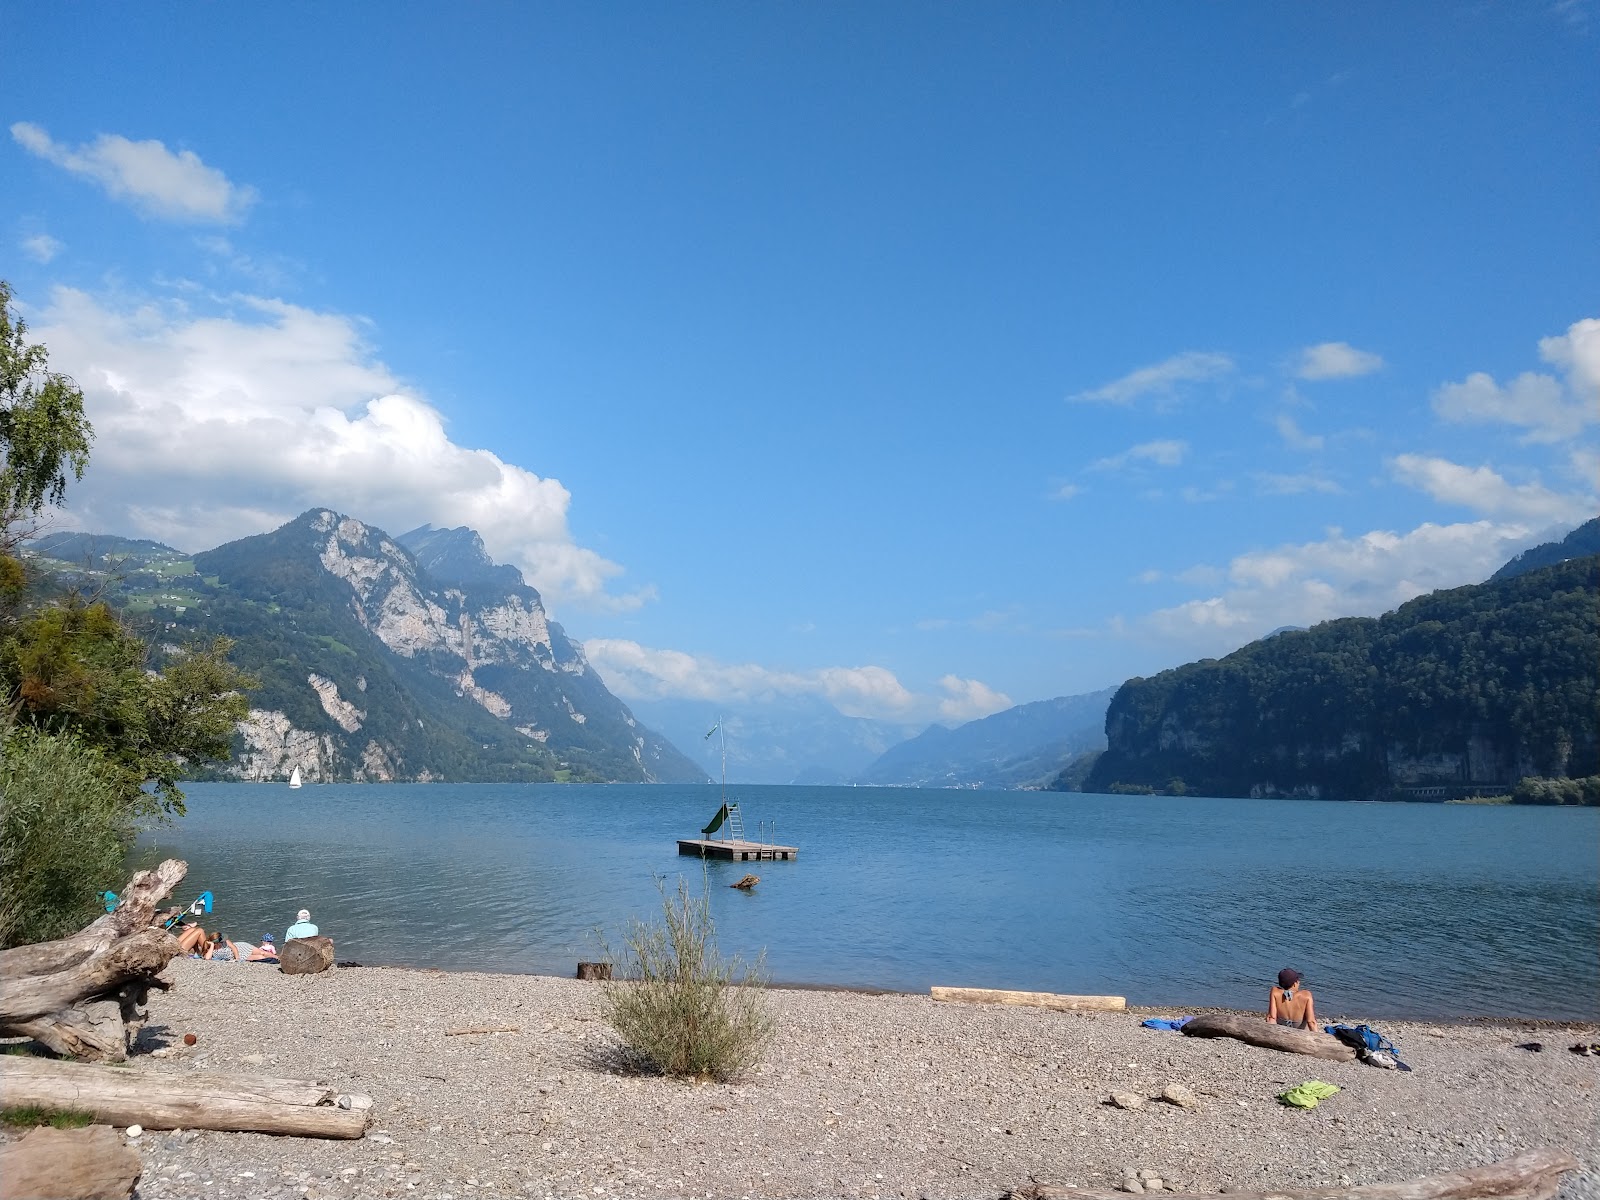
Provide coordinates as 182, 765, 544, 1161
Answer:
1180, 1012, 1356, 1061
0, 1056, 371, 1139
929, 986, 1126, 1012
1006, 1148, 1580, 1200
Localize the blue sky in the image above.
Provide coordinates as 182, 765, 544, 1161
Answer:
3, 3, 1596, 725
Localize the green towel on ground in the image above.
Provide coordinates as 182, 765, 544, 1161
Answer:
1278, 1080, 1341, 1109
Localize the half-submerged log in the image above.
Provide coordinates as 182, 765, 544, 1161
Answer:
730, 874, 759, 890
0, 860, 187, 1061
280, 935, 335, 975
1180, 1012, 1356, 1061
930, 986, 1126, 1012
0, 1056, 371, 1140
0, 1124, 142, 1200
1004, 1147, 1579, 1200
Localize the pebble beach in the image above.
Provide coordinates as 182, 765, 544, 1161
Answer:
22, 958, 1597, 1200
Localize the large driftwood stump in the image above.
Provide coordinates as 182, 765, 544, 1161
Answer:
1180, 1012, 1356, 1061
930, 986, 1126, 1012
0, 1056, 372, 1139
576, 961, 613, 981
280, 935, 335, 975
1005, 1147, 1578, 1200
0, 860, 187, 1061
0, 1124, 142, 1200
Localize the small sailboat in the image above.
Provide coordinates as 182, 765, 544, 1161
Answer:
289, 766, 303, 789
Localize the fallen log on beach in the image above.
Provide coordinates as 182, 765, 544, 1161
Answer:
0, 860, 187, 1061
0, 1056, 372, 1139
1004, 1147, 1579, 1200
930, 986, 1126, 1012
0, 1124, 142, 1200
1180, 1012, 1356, 1061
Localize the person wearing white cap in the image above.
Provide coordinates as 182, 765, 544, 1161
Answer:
285, 908, 319, 941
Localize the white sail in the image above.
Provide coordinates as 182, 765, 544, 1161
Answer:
289, 766, 303, 789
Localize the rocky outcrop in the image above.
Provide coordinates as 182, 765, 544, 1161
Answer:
308, 674, 364, 733
234, 710, 338, 781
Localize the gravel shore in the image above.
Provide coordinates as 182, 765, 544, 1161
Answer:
9, 959, 1599, 1200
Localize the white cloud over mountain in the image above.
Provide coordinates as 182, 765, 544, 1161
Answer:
32, 285, 643, 610
11, 122, 256, 224
584, 638, 1010, 723
1389, 455, 1593, 524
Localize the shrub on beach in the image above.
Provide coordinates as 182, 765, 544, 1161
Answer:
600, 876, 776, 1082
0, 725, 130, 949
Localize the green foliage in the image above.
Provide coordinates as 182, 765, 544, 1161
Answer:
1044, 748, 1103, 792
600, 877, 776, 1082
0, 595, 252, 816
0, 281, 93, 528
1, 1105, 96, 1129
0, 727, 130, 949
1511, 775, 1600, 806
1087, 556, 1600, 800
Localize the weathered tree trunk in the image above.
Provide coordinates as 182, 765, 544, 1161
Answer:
1005, 1148, 1579, 1200
929, 986, 1127, 1012
1180, 1012, 1356, 1061
280, 935, 335, 975
0, 1124, 142, 1200
0, 1056, 372, 1139
576, 961, 612, 981
0, 860, 187, 1061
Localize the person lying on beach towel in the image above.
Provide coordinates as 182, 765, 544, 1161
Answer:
245, 934, 279, 962
204, 934, 242, 961
1267, 968, 1317, 1029
175, 923, 210, 956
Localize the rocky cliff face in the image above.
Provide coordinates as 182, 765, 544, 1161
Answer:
171, 509, 704, 784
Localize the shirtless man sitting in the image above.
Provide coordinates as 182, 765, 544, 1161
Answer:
1267, 968, 1317, 1029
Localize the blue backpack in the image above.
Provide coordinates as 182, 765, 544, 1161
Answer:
1326, 1023, 1411, 1071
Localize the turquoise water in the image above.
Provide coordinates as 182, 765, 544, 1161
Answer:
134, 783, 1600, 1020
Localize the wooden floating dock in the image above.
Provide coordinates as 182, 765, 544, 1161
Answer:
677, 838, 798, 861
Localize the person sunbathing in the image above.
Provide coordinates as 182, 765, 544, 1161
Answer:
245, 934, 279, 962
203, 934, 242, 961
1267, 968, 1317, 1029
175, 923, 210, 955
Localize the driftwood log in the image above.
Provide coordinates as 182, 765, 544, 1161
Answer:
930, 986, 1126, 1012
576, 961, 612, 981
0, 860, 187, 1060
0, 1056, 372, 1139
280, 935, 335, 975
1180, 1012, 1357, 1061
1004, 1147, 1579, 1200
0, 1124, 142, 1200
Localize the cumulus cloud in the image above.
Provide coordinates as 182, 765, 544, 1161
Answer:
1090, 439, 1189, 471
32, 285, 642, 609
1143, 519, 1559, 656
937, 675, 1013, 722
21, 233, 62, 263
583, 639, 930, 720
1389, 454, 1594, 524
1070, 351, 1233, 406
1431, 316, 1599, 444
1273, 412, 1324, 451
11, 122, 256, 224
1297, 341, 1384, 380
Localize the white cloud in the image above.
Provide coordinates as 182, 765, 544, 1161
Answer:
584, 640, 1013, 723
1389, 454, 1594, 524
937, 675, 1013, 723
1051, 482, 1083, 501
1273, 412, 1324, 451
21, 233, 62, 263
1070, 351, 1233, 406
1431, 316, 1599, 444
1297, 341, 1384, 380
1180, 482, 1234, 503
1254, 471, 1342, 496
33, 285, 642, 610
1090, 439, 1189, 471
11, 122, 256, 224
1142, 519, 1559, 656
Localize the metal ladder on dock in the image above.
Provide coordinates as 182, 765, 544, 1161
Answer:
725, 802, 745, 842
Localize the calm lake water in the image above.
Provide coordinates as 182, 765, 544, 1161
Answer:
133, 783, 1600, 1021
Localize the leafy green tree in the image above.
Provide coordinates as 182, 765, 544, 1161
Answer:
1, 281, 92, 548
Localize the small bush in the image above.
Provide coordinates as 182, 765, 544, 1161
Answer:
0, 726, 131, 949
1, 1106, 95, 1129
600, 876, 776, 1082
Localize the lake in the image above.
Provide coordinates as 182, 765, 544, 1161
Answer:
133, 782, 1600, 1021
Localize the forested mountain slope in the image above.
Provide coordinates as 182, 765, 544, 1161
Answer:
1084, 555, 1598, 800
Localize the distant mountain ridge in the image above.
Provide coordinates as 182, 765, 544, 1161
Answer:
26, 511, 705, 785
854, 686, 1117, 789
1491, 516, 1600, 581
